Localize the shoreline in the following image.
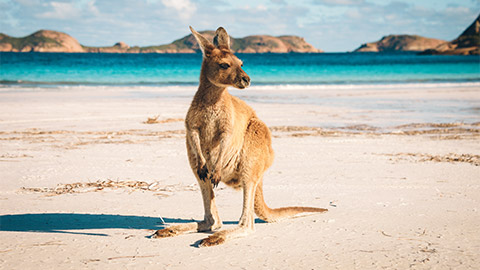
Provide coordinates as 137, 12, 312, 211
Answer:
3, 83, 479, 129
2, 80, 480, 89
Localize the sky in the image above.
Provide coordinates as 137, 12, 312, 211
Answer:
1, 0, 479, 52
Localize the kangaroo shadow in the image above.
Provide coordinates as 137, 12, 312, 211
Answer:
0, 213, 266, 236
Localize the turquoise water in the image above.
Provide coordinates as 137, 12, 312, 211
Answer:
0, 52, 479, 127
1, 52, 479, 86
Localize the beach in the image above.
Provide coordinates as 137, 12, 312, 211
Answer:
0, 84, 479, 269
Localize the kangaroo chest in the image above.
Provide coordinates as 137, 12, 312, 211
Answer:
187, 103, 228, 148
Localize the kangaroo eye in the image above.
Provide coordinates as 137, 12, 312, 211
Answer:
219, 63, 230, 69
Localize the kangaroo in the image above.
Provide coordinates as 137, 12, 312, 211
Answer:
152, 26, 327, 247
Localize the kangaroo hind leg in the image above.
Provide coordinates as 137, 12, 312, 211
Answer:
153, 177, 222, 238
199, 173, 260, 247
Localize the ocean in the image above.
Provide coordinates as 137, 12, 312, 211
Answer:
1, 52, 479, 128
1, 52, 479, 86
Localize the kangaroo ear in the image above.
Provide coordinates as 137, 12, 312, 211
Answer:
213, 27, 230, 50
190, 26, 214, 56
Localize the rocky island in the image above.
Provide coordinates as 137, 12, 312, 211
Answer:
354, 35, 446, 52
354, 14, 479, 55
0, 30, 84, 53
0, 30, 322, 53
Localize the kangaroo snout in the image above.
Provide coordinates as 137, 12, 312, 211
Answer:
239, 74, 251, 89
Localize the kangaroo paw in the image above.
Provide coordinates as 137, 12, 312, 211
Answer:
208, 170, 221, 188
197, 165, 208, 181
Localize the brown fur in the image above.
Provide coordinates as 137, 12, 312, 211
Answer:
153, 26, 327, 246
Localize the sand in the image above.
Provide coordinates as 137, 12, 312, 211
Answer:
0, 85, 479, 269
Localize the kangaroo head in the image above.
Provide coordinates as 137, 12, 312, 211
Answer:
190, 26, 251, 89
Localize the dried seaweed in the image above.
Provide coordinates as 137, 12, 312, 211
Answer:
20, 180, 198, 196
381, 152, 480, 166
143, 116, 183, 124
0, 129, 185, 149
268, 122, 480, 139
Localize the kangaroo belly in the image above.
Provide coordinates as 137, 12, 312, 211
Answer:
204, 143, 240, 178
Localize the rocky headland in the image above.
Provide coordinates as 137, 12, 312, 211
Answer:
354, 14, 479, 55
0, 30, 322, 53
0, 30, 84, 53
354, 35, 446, 52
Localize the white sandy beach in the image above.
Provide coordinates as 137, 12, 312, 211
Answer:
0, 85, 479, 269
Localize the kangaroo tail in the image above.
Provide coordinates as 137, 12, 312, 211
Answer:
254, 180, 328, 223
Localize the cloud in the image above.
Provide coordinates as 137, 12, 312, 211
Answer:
85, 0, 100, 16
37, 2, 78, 19
36, 0, 100, 20
1, 0, 478, 52
161, 0, 196, 20
313, 0, 365, 6
444, 5, 473, 17
302, 0, 479, 51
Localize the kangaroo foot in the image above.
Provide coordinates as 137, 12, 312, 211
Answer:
151, 220, 222, 239
199, 233, 226, 247
198, 226, 253, 247
151, 222, 197, 238
152, 227, 179, 238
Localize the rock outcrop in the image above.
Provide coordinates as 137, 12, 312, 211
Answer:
0, 30, 84, 52
131, 31, 323, 53
0, 29, 322, 53
83, 41, 132, 53
233, 35, 321, 53
421, 14, 480, 55
354, 35, 446, 52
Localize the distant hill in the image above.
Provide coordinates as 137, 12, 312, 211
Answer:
0, 30, 322, 53
0, 30, 84, 52
354, 35, 446, 52
421, 14, 480, 55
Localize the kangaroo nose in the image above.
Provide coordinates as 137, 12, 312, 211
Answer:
242, 76, 250, 87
